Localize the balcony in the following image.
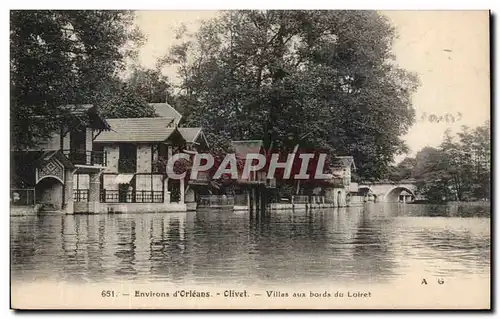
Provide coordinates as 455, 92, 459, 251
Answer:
63, 150, 107, 166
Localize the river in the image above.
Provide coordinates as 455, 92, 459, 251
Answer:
10, 203, 490, 286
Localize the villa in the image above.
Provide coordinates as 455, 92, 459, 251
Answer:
10, 103, 210, 215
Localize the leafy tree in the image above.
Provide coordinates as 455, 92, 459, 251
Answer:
10, 10, 143, 148
399, 122, 490, 202
100, 84, 157, 118
160, 10, 419, 179
126, 65, 173, 103
389, 157, 417, 181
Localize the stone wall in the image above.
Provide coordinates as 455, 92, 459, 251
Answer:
104, 145, 119, 173
325, 187, 347, 207
137, 145, 152, 173
100, 202, 187, 213
10, 205, 41, 216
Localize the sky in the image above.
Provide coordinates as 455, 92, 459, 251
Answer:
133, 10, 490, 161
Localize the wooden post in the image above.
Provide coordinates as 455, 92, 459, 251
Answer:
180, 178, 185, 204
260, 187, 266, 215
246, 189, 251, 211
249, 187, 254, 213
255, 188, 260, 213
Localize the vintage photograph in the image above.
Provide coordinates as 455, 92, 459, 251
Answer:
10, 10, 490, 309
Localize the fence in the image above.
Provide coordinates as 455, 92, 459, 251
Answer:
233, 194, 248, 206
292, 195, 309, 204
73, 189, 89, 202
198, 195, 235, 208
289, 195, 327, 204
100, 190, 164, 203
10, 188, 35, 206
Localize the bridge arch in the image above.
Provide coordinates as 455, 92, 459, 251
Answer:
358, 186, 378, 202
385, 186, 416, 203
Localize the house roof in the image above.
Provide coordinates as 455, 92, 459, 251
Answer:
57, 104, 111, 130
37, 150, 75, 169
94, 117, 177, 143
150, 103, 182, 124
231, 140, 264, 158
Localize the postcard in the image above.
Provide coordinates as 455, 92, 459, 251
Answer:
10, 9, 491, 310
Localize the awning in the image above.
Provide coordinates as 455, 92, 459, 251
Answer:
114, 174, 135, 184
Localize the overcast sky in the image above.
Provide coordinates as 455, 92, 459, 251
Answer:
133, 10, 490, 161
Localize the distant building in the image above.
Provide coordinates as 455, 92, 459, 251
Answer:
325, 156, 357, 207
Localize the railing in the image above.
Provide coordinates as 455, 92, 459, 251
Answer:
73, 189, 89, 202
134, 190, 164, 203
118, 158, 136, 173
10, 188, 35, 206
63, 150, 107, 166
310, 195, 326, 204
290, 195, 326, 204
292, 195, 309, 204
197, 195, 234, 208
100, 190, 163, 203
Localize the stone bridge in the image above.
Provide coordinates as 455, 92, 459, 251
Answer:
356, 181, 418, 203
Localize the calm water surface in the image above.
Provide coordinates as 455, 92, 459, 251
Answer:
10, 203, 490, 285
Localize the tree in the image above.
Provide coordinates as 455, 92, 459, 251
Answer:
126, 65, 173, 103
389, 157, 417, 181
10, 10, 143, 148
160, 10, 419, 179
100, 84, 157, 118
402, 122, 490, 202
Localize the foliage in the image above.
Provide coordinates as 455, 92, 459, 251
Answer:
95, 66, 174, 119
159, 10, 419, 179
126, 65, 173, 103
393, 121, 491, 202
100, 84, 157, 118
11, 10, 143, 148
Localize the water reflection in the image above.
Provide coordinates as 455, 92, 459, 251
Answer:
10, 203, 490, 285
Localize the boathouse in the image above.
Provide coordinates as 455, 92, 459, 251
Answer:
11, 104, 111, 214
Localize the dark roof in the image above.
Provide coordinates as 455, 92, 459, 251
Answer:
62, 104, 111, 130
231, 140, 264, 158
150, 103, 182, 124
94, 117, 177, 143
